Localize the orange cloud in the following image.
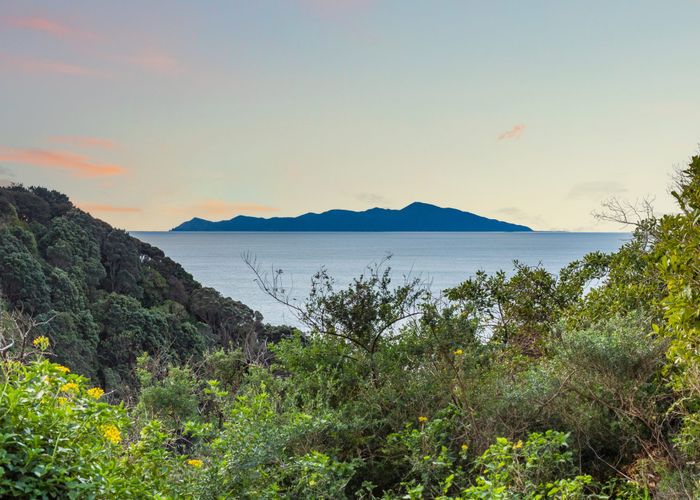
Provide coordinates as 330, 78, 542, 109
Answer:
0, 147, 126, 178
184, 200, 280, 217
48, 136, 117, 150
498, 124, 525, 141
76, 203, 141, 214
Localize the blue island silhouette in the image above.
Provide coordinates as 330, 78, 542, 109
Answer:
172, 202, 532, 232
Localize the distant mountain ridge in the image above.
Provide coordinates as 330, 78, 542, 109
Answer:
172, 202, 532, 232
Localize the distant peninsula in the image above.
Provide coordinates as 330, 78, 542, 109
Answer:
172, 202, 532, 232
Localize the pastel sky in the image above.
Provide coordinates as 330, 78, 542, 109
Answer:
1, 1, 697, 231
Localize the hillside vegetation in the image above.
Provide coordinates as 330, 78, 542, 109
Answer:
2, 155, 700, 497
0, 186, 285, 397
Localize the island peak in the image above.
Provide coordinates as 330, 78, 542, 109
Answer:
172, 203, 532, 232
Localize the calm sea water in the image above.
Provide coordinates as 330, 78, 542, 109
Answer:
131, 232, 629, 326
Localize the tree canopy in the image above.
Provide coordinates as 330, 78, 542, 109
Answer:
0, 185, 274, 395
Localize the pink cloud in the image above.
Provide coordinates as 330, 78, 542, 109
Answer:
5, 16, 75, 38
0, 52, 100, 76
48, 136, 117, 150
76, 203, 141, 214
3, 16, 94, 40
2, 16, 180, 77
127, 49, 181, 74
23, 60, 96, 76
0, 147, 127, 178
498, 124, 526, 141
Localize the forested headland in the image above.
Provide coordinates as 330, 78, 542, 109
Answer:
2, 156, 700, 497
0, 186, 290, 396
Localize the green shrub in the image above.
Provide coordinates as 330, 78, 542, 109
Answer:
0, 352, 192, 497
462, 431, 594, 498
191, 386, 357, 498
0, 357, 126, 497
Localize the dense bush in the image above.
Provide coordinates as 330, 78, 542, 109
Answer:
0, 349, 182, 497
0, 186, 276, 397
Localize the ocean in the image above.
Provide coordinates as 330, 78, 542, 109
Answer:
131, 232, 629, 326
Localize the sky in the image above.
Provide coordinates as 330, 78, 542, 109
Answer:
0, 1, 698, 231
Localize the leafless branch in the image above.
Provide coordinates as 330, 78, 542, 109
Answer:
593, 196, 656, 228
0, 307, 55, 361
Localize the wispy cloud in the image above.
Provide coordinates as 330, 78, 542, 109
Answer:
0, 147, 126, 178
493, 206, 547, 229
22, 60, 97, 76
3, 16, 178, 76
3, 16, 88, 40
127, 49, 181, 74
178, 200, 280, 218
76, 203, 141, 214
354, 192, 388, 205
498, 124, 525, 141
568, 181, 627, 199
48, 136, 117, 150
0, 52, 101, 76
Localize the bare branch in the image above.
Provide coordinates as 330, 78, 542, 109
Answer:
0, 308, 55, 361
593, 196, 656, 228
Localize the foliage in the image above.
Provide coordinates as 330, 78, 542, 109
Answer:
193, 387, 357, 498
136, 354, 201, 428
655, 156, 700, 465
0, 357, 181, 497
462, 431, 594, 498
0, 185, 274, 396
250, 257, 429, 384
7, 153, 700, 497
445, 262, 568, 355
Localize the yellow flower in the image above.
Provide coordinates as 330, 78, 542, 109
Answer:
87, 387, 105, 399
418, 416, 428, 423
57, 397, 68, 406
55, 365, 71, 374
453, 348, 464, 356
461, 444, 469, 452
101, 424, 121, 444
61, 382, 79, 393
514, 440, 523, 449
32, 336, 49, 350
187, 459, 203, 468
